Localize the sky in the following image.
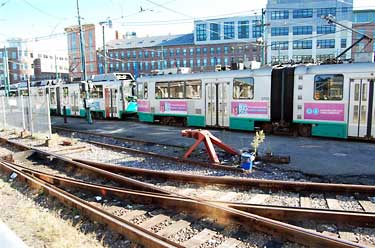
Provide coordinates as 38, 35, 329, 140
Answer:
0, 0, 373, 54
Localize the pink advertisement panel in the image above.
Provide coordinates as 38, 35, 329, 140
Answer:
160, 101, 187, 113
137, 100, 150, 112
304, 103, 345, 121
231, 102, 268, 116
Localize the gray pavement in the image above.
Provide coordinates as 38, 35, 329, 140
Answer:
0, 221, 28, 248
52, 116, 375, 177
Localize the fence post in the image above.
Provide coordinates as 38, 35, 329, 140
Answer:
46, 92, 52, 139
20, 95, 26, 130
1, 96, 6, 130
27, 79, 34, 136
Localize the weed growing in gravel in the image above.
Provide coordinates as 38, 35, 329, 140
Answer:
251, 130, 265, 155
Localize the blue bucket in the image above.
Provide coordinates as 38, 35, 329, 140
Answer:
241, 152, 253, 170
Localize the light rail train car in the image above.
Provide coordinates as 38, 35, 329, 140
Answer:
136, 63, 375, 139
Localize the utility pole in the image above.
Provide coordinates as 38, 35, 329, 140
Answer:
261, 8, 266, 66
161, 45, 164, 69
2, 46, 10, 96
99, 18, 112, 75
76, 0, 92, 124
54, 55, 58, 80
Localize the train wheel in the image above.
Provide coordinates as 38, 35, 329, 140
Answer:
298, 125, 311, 137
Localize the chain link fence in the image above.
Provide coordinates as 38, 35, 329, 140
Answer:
0, 91, 52, 139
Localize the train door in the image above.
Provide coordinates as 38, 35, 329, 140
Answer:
110, 88, 118, 118
56, 86, 61, 115
104, 88, 110, 118
205, 82, 229, 127
348, 79, 375, 138
72, 91, 80, 116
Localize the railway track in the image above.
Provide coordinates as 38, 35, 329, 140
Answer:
0, 135, 375, 246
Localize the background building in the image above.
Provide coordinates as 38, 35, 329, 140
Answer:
266, 0, 353, 64
33, 53, 69, 80
352, 9, 375, 62
97, 16, 263, 77
65, 24, 97, 81
0, 47, 20, 85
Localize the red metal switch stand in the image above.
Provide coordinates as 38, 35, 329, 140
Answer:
181, 129, 239, 164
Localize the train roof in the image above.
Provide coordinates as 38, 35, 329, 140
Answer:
90, 73, 134, 82
136, 67, 273, 82
294, 63, 375, 75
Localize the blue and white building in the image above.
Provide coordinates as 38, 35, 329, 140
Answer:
266, 0, 353, 64
194, 15, 263, 45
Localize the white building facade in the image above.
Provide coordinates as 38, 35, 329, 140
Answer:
266, 0, 353, 64
194, 15, 263, 45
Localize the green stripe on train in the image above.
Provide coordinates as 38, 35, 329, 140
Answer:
293, 120, 347, 139
138, 113, 205, 127
229, 117, 270, 131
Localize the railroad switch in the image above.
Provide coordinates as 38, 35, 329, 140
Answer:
181, 129, 239, 164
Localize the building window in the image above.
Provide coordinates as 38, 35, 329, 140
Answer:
293, 9, 313, 18
210, 57, 215, 65
293, 26, 312, 35
169, 49, 174, 57
271, 10, 289, 20
317, 39, 335, 49
317, 8, 336, 17
12, 63, 17, 70
252, 20, 262, 38
196, 59, 201, 67
121, 63, 125, 71
316, 54, 335, 62
115, 63, 119, 71
190, 59, 194, 68
132, 51, 136, 58
127, 51, 131, 58
224, 57, 228, 65
224, 46, 229, 54
317, 25, 336, 34
224, 21, 234, 39
210, 23, 220, 40
127, 63, 130, 70
271, 55, 289, 63
292, 55, 312, 62
183, 49, 187, 56
271, 27, 289, 36
216, 47, 221, 54
203, 58, 207, 66
271, 41, 289, 50
293, 40, 312, 49
176, 60, 180, 67
203, 47, 207, 54
233, 77, 254, 99
145, 51, 149, 58
196, 47, 201, 54
196, 23, 207, 41
12, 51, 17, 59
210, 47, 215, 54
176, 48, 180, 56
183, 59, 187, 67
217, 58, 221, 64
238, 20, 249, 39
314, 74, 343, 100
189, 48, 194, 56
163, 49, 167, 58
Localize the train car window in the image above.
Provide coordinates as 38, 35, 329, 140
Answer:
144, 83, 148, 99
169, 81, 184, 99
136, 83, 148, 99
155, 82, 169, 99
137, 83, 144, 99
50, 88, 56, 104
63, 87, 69, 97
233, 77, 254, 99
185, 80, 201, 99
314, 74, 343, 100
91, 85, 103, 98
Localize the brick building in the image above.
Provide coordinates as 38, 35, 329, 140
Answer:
0, 47, 21, 85
65, 24, 97, 81
352, 9, 375, 62
97, 15, 262, 77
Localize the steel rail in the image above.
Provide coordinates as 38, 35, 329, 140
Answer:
2, 135, 375, 195
7, 160, 375, 228
87, 139, 243, 172
0, 160, 364, 248
0, 161, 181, 248
74, 158, 375, 194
